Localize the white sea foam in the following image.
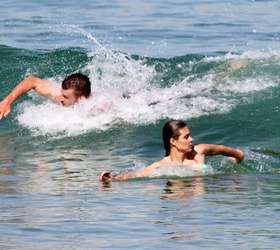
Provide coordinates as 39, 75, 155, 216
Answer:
204, 49, 280, 62
119, 161, 215, 178
148, 164, 214, 178
15, 29, 279, 136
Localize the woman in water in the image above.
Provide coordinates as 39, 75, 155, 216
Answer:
100, 120, 244, 181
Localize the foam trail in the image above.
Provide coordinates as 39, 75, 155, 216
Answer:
110, 161, 215, 179
149, 164, 215, 178
204, 50, 280, 62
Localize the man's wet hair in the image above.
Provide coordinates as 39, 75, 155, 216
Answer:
162, 120, 187, 156
62, 73, 91, 98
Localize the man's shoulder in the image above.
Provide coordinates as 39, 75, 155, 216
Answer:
194, 144, 207, 154
147, 157, 169, 169
33, 79, 60, 99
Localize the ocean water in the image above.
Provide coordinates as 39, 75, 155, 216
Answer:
0, 0, 280, 249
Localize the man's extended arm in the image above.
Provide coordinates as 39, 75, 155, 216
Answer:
100, 161, 163, 181
195, 144, 244, 163
0, 75, 57, 119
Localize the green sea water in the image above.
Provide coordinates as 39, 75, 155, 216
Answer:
0, 0, 280, 249
1, 44, 280, 249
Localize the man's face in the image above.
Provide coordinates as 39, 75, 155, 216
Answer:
173, 127, 193, 153
59, 88, 79, 107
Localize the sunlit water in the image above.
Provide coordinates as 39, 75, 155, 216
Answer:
0, 0, 280, 249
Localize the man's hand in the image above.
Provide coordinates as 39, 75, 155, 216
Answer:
0, 99, 12, 120
226, 156, 240, 164
225, 149, 244, 164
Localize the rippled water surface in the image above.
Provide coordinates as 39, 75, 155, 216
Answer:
0, 0, 280, 249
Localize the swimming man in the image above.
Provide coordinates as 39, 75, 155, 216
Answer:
100, 119, 244, 181
0, 73, 91, 120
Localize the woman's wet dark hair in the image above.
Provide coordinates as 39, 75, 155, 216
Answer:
162, 120, 187, 156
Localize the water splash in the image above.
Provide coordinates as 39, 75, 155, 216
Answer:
149, 164, 215, 178
15, 29, 280, 136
